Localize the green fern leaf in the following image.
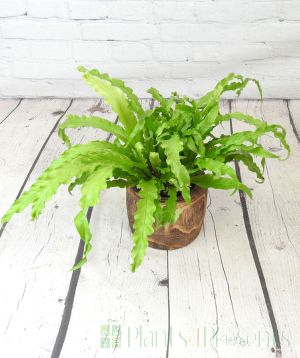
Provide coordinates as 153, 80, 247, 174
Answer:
160, 134, 191, 203
191, 174, 252, 198
72, 210, 92, 269
78, 66, 144, 117
195, 158, 238, 181
79, 68, 137, 134
131, 178, 158, 272
1, 141, 138, 224
58, 114, 128, 147
225, 153, 265, 183
160, 186, 178, 226
72, 165, 115, 270
80, 166, 114, 209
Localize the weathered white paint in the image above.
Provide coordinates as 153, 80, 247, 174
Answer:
61, 99, 169, 358
0, 99, 115, 357
0, 2, 300, 98
231, 99, 300, 357
0, 99, 70, 216
0, 99, 299, 357
61, 188, 169, 358
0, 99, 20, 123
168, 102, 274, 358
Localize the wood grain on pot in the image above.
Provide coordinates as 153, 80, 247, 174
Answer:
126, 185, 208, 250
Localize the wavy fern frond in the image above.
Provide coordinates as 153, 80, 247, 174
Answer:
195, 158, 239, 181
131, 178, 158, 272
1, 155, 97, 223
147, 87, 175, 112
58, 114, 128, 147
160, 134, 191, 203
191, 174, 252, 198
78, 67, 137, 134
73, 210, 92, 270
225, 153, 265, 183
72, 165, 115, 269
1, 141, 139, 223
160, 186, 178, 226
78, 66, 144, 117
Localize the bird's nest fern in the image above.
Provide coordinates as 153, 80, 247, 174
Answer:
1, 68, 290, 271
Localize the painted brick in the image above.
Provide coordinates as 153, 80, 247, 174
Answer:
13, 62, 79, 79
0, 79, 35, 97
280, 2, 300, 21
152, 43, 191, 62
0, 40, 31, 58
218, 44, 272, 63
109, 2, 151, 21
101, 64, 169, 79
0, 0, 299, 98
169, 63, 224, 79
195, 2, 280, 23
161, 24, 241, 42
192, 44, 220, 62
81, 23, 157, 41
27, 0, 69, 18
112, 43, 151, 62
272, 42, 300, 58
144, 79, 190, 97
243, 59, 300, 79
31, 41, 71, 60
0, 1, 26, 17
72, 42, 110, 61
0, 60, 10, 77
243, 23, 300, 42
69, 1, 108, 20
2, 21, 80, 40
154, 2, 196, 21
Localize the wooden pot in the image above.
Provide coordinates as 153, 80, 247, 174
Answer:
126, 185, 208, 250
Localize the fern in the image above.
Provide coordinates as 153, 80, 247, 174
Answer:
1, 68, 290, 271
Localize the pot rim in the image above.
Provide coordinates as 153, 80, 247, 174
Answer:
127, 184, 207, 203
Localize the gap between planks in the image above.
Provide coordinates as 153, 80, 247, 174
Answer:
229, 100, 281, 357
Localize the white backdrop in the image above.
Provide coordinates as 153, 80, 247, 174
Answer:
0, 0, 300, 98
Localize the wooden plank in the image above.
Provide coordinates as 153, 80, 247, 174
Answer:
231, 99, 300, 358
0, 99, 71, 217
60, 99, 169, 358
0, 99, 115, 357
167, 101, 274, 358
0, 99, 21, 125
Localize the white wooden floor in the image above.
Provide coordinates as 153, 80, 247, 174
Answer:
0, 99, 299, 358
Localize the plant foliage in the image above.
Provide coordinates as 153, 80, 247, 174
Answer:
2, 68, 290, 271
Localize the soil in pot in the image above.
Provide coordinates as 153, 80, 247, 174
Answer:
126, 185, 208, 250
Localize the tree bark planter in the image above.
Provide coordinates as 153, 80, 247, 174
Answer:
126, 185, 208, 250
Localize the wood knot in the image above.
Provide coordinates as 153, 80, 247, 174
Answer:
52, 110, 64, 116
158, 278, 169, 287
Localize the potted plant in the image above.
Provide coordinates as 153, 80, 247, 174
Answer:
1, 68, 290, 272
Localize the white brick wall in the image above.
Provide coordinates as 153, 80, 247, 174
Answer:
0, 0, 300, 98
